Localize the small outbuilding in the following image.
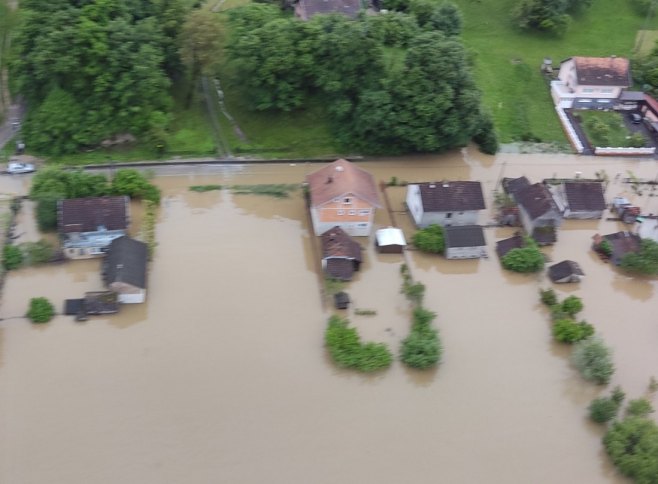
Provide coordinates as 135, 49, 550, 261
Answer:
375, 227, 406, 254
444, 225, 486, 260
334, 292, 350, 310
321, 226, 362, 281
495, 235, 524, 259
548, 260, 585, 283
64, 291, 120, 320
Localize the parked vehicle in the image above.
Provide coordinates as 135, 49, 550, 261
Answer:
6, 162, 35, 174
631, 113, 643, 124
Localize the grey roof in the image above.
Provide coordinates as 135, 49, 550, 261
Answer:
532, 225, 557, 245
503, 176, 531, 197
604, 231, 641, 265
444, 225, 486, 248
103, 236, 148, 289
496, 235, 524, 258
564, 182, 606, 212
418, 181, 485, 212
549, 260, 584, 281
619, 90, 645, 102
515, 183, 559, 220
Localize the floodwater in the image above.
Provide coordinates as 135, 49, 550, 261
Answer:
2, 150, 658, 483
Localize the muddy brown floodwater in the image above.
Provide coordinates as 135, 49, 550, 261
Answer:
2, 149, 658, 483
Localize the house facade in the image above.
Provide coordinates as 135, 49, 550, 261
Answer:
551, 56, 631, 108
444, 225, 486, 259
306, 159, 381, 237
58, 196, 130, 259
406, 181, 485, 228
102, 236, 148, 303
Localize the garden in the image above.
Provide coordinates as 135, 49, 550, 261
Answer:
576, 110, 647, 148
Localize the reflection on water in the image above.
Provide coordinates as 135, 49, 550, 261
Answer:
1, 151, 652, 483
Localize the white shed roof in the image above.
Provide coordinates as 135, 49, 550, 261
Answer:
375, 227, 406, 246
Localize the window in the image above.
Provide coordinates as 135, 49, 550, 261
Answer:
359, 209, 370, 216
358, 223, 368, 227
582, 88, 595, 93
601, 89, 613, 94
337, 209, 344, 215
446, 213, 453, 219
333, 197, 341, 203
348, 210, 356, 215
343, 197, 352, 204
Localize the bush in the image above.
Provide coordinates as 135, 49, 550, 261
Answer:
626, 398, 655, 418
561, 295, 584, 316
572, 336, 615, 384
111, 169, 161, 204
539, 288, 557, 306
3, 244, 23, 270
400, 307, 442, 369
549, 303, 568, 320
502, 246, 544, 273
552, 318, 594, 343
620, 238, 658, 275
598, 239, 612, 257
589, 396, 622, 424
412, 224, 444, 254
21, 239, 55, 265
26, 297, 55, 323
324, 315, 392, 372
604, 417, 658, 483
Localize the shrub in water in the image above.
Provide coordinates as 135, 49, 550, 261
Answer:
3, 244, 23, 270
572, 336, 614, 385
26, 297, 55, 323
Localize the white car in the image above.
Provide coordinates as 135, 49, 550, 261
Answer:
7, 162, 35, 174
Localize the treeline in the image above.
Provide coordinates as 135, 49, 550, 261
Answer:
226, 3, 497, 154
11, 0, 187, 155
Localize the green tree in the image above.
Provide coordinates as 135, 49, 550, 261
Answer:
502, 245, 544, 273
620, 238, 658, 275
552, 318, 594, 343
572, 336, 615, 384
539, 288, 557, 306
412, 224, 445, 253
589, 396, 622, 424
26, 297, 55, 323
324, 315, 393, 372
400, 307, 442, 369
111, 169, 161, 204
180, 8, 223, 82
561, 295, 583, 316
428, 2, 463, 37
512, 0, 572, 35
604, 417, 658, 483
3, 245, 24, 270
626, 398, 655, 418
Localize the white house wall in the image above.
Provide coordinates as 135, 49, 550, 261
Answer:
446, 246, 485, 259
118, 292, 146, 304
406, 185, 480, 228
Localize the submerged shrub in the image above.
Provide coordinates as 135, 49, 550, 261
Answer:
604, 416, 658, 483
501, 246, 544, 273
539, 288, 557, 306
325, 315, 392, 372
589, 396, 622, 424
400, 307, 442, 369
3, 244, 23, 270
26, 297, 55, 323
626, 398, 655, 418
572, 336, 615, 384
552, 318, 594, 343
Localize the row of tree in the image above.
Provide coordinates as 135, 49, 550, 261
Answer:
226, 3, 498, 154
11, 0, 188, 155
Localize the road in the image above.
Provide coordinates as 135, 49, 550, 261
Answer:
0, 98, 25, 153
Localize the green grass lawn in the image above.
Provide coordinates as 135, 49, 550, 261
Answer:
577, 110, 645, 147
452, 0, 658, 143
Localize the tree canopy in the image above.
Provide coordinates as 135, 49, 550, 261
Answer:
12, 0, 184, 154
620, 238, 658, 275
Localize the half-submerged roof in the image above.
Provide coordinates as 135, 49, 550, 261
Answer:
417, 181, 485, 212
549, 260, 584, 282
296, 0, 362, 19
444, 225, 486, 248
375, 227, 406, 246
103, 236, 148, 289
496, 235, 524, 258
515, 183, 559, 220
321, 226, 362, 261
306, 159, 381, 208
59, 196, 129, 233
503, 176, 531, 197
564, 181, 606, 212
571, 56, 631, 87
601, 231, 641, 263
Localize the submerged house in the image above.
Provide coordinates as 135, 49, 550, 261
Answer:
102, 236, 148, 303
444, 225, 486, 260
549, 260, 585, 283
321, 226, 362, 281
406, 181, 486, 228
59, 196, 130, 259
495, 234, 524, 259
592, 231, 641, 265
306, 159, 381, 237
553, 181, 607, 219
514, 183, 562, 245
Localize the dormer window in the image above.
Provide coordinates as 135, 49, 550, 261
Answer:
343, 197, 352, 204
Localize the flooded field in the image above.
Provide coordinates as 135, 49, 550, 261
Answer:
1, 150, 657, 483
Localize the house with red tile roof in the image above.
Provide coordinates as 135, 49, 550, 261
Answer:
551, 56, 631, 108
306, 159, 381, 236
320, 226, 362, 280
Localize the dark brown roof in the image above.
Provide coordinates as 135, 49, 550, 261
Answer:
59, 196, 129, 233
306, 159, 381, 208
572, 56, 631, 87
321, 226, 362, 260
515, 183, 559, 221
549, 260, 584, 282
532, 225, 557, 245
603, 231, 641, 265
496, 235, 524, 258
444, 225, 486, 248
564, 181, 606, 212
103, 236, 148, 289
325, 258, 356, 281
503, 176, 530, 197
418, 181, 485, 212
296, 0, 362, 19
